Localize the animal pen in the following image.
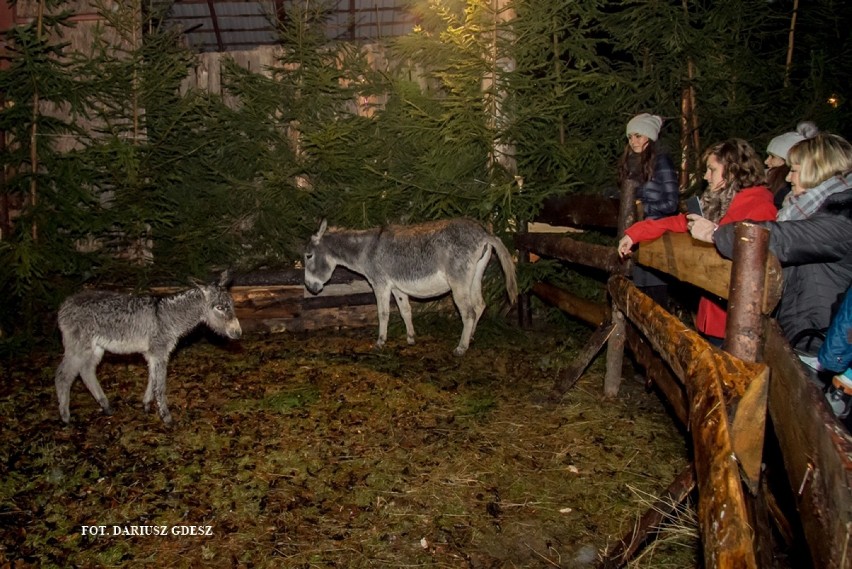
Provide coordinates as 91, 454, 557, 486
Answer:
3, 0, 852, 567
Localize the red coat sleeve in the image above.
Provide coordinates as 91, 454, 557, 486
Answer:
624, 213, 689, 244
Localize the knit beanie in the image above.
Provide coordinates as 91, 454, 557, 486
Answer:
767, 121, 820, 161
626, 113, 663, 141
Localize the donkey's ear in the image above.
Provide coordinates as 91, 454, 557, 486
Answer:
311, 219, 328, 244
217, 269, 233, 288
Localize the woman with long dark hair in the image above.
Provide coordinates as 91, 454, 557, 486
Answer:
616, 113, 679, 308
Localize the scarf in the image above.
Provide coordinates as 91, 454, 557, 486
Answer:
777, 172, 852, 221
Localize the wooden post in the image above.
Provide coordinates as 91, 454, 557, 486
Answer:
724, 223, 772, 494
723, 222, 771, 362
517, 220, 532, 330
604, 179, 637, 397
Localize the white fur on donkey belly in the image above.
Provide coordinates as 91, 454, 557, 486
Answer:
394, 272, 450, 298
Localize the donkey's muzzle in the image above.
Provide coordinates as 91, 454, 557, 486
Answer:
305, 281, 324, 295
227, 322, 243, 340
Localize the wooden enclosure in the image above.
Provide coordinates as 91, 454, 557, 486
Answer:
517, 193, 852, 568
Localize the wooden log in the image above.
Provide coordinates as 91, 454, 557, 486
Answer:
604, 309, 626, 397
230, 286, 304, 309
609, 274, 760, 569
529, 282, 609, 327
600, 464, 697, 569
724, 223, 772, 493
517, 220, 533, 330
514, 233, 621, 274
730, 370, 770, 494
239, 304, 378, 334
624, 322, 689, 426
616, 179, 638, 239
550, 320, 614, 399
635, 233, 782, 314
764, 322, 852, 569
535, 194, 619, 229
723, 223, 771, 362
228, 266, 367, 287
602, 178, 638, 399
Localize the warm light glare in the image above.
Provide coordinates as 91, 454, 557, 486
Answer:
828, 94, 840, 108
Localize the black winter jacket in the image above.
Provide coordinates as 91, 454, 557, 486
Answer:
637, 153, 679, 220
714, 184, 852, 345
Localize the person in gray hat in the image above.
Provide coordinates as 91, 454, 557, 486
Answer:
765, 121, 819, 208
616, 113, 679, 310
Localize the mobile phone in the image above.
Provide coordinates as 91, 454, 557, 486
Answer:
686, 196, 703, 216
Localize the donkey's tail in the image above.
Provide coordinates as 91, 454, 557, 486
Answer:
489, 235, 518, 304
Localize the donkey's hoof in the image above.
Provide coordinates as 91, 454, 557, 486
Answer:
453, 346, 468, 357
103, 406, 114, 417
407, 336, 416, 346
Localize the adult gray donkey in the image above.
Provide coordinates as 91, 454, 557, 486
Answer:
304, 218, 517, 355
55, 271, 242, 425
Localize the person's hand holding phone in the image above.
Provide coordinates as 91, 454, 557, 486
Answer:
687, 214, 717, 243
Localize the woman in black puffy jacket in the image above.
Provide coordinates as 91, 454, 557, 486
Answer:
617, 113, 679, 308
711, 133, 852, 349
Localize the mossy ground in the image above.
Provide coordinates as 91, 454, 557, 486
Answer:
0, 316, 695, 568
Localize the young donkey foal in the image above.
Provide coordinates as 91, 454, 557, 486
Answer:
304, 218, 518, 355
55, 272, 242, 425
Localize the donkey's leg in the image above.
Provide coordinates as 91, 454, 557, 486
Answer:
451, 286, 478, 356
78, 346, 113, 417
392, 289, 416, 345
145, 354, 172, 425
467, 254, 490, 335
55, 351, 81, 424
142, 376, 154, 413
451, 249, 491, 356
374, 285, 392, 349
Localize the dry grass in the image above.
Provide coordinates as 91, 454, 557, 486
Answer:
0, 316, 694, 568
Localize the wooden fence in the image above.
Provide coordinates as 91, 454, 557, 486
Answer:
516, 193, 852, 568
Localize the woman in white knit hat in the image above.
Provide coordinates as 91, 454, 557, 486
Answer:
765, 121, 819, 208
616, 113, 679, 309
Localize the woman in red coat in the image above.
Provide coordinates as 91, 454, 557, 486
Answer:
617, 138, 778, 345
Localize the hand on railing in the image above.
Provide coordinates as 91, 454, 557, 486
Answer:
617, 235, 635, 258
687, 214, 718, 243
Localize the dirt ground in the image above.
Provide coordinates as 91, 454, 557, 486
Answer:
0, 316, 695, 568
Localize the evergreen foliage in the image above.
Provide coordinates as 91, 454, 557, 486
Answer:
0, 0, 849, 346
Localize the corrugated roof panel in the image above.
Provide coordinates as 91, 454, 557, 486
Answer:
216, 2, 272, 17
216, 15, 273, 31
163, 0, 415, 51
